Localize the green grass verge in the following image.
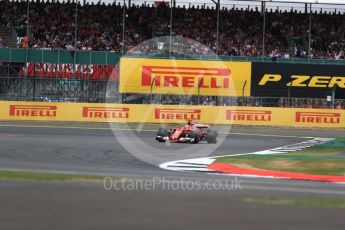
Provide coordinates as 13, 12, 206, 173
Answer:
0, 170, 115, 181
215, 139, 345, 176
243, 198, 345, 208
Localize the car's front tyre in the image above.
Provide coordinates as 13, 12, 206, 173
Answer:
190, 130, 201, 144
156, 128, 169, 142
206, 130, 218, 144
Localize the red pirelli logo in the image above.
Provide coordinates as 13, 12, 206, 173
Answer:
155, 108, 201, 120
142, 66, 230, 89
9, 105, 57, 117
83, 107, 129, 119
226, 110, 272, 121
296, 112, 340, 124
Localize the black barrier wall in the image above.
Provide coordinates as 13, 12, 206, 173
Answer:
251, 63, 345, 99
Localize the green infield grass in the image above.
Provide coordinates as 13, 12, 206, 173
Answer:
243, 197, 345, 208
0, 170, 117, 181
215, 139, 345, 176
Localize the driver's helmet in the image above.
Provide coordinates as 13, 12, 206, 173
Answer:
187, 119, 194, 126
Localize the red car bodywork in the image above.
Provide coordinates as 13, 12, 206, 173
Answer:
156, 120, 217, 143
167, 123, 209, 142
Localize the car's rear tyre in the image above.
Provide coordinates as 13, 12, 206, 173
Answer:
156, 128, 168, 142
190, 130, 200, 144
206, 130, 217, 144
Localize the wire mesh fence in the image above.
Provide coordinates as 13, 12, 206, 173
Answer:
1, 63, 344, 109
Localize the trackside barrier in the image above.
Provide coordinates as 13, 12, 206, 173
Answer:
0, 101, 344, 128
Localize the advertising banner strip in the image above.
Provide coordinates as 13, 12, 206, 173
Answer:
119, 57, 251, 96
19, 63, 118, 81
0, 101, 344, 128
251, 62, 345, 99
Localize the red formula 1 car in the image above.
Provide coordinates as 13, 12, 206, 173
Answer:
155, 120, 218, 144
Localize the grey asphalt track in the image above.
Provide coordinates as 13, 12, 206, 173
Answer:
1, 180, 345, 230
0, 122, 344, 190
0, 121, 345, 230
0, 123, 306, 175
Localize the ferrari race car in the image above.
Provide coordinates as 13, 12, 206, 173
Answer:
155, 120, 218, 144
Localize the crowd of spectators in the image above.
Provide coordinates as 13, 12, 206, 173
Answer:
1, 0, 345, 59
0, 35, 6, 47
277, 98, 345, 109
119, 94, 345, 109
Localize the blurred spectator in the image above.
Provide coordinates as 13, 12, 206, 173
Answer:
20, 34, 29, 48
0, 35, 6, 47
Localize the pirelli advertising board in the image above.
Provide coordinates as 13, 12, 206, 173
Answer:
251, 62, 345, 99
119, 57, 251, 96
0, 101, 344, 128
119, 58, 345, 98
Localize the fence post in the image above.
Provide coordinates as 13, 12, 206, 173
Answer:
262, 1, 266, 57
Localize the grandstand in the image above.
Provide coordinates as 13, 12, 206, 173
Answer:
0, 0, 344, 108
0, 0, 345, 58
